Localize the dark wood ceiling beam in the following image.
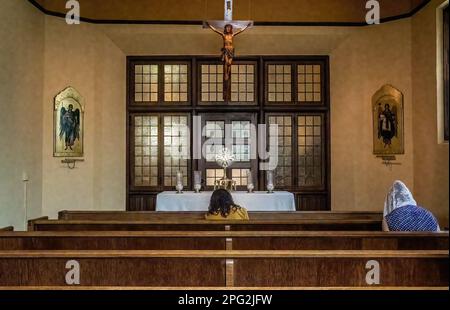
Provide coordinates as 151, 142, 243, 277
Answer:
28, 0, 431, 26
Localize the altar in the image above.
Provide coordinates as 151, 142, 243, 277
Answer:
156, 191, 296, 212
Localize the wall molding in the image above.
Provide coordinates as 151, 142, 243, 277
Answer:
28, 0, 431, 26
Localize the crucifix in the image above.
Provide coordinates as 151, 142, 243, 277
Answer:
204, 0, 253, 101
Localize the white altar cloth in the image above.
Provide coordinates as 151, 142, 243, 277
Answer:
156, 191, 296, 212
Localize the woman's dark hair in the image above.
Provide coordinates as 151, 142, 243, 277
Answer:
208, 189, 240, 217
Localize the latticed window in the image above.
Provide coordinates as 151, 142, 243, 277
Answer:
133, 115, 159, 186
134, 65, 158, 103
268, 115, 293, 187
132, 62, 190, 104
206, 169, 224, 186
267, 65, 292, 102
163, 115, 189, 186
205, 121, 225, 162
298, 115, 323, 187
164, 64, 188, 102
128, 57, 330, 211
131, 113, 190, 189
200, 64, 224, 103
297, 64, 322, 103
199, 62, 257, 105
230, 64, 255, 103
265, 61, 324, 105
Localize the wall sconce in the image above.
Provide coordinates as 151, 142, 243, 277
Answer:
61, 158, 84, 169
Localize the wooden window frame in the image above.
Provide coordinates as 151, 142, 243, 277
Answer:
128, 112, 192, 193
197, 59, 258, 106
198, 112, 258, 191
264, 59, 327, 106
129, 58, 192, 106
127, 56, 330, 211
444, 5, 449, 141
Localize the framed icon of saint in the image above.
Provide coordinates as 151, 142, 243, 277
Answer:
54, 87, 84, 157
372, 84, 404, 155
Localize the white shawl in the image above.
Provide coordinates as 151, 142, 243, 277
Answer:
383, 180, 417, 217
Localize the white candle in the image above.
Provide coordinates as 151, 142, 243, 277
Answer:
266, 171, 274, 193
176, 171, 183, 185
194, 171, 201, 186
246, 170, 253, 185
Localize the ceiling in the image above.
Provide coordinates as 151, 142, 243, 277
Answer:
31, 0, 430, 25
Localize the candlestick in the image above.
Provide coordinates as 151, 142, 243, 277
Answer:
176, 171, 183, 194
246, 170, 254, 193
266, 171, 274, 193
194, 171, 202, 193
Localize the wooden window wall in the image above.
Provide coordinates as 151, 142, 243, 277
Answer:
127, 56, 330, 211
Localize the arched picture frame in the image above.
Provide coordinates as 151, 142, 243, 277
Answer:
54, 87, 84, 157
372, 84, 404, 155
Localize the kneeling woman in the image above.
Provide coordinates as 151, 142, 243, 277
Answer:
383, 180, 440, 232
205, 189, 249, 220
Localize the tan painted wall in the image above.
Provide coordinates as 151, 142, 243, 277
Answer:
330, 20, 415, 214
0, 0, 44, 230
41, 17, 126, 218
412, 0, 449, 226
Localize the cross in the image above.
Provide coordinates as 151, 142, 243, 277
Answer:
204, 0, 253, 101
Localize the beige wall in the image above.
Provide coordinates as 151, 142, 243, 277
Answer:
330, 20, 415, 214
41, 17, 126, 219
1, 1, 448, 226
0, 0, 44, 230
412, 0, 449, 226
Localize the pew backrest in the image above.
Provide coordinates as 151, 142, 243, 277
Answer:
28, 219, 383, 231
0, 250, 447, 288
1, 231, 448, 250
58, 210, 383, 221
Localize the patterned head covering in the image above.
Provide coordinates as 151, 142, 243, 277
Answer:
383, 180, 417, 217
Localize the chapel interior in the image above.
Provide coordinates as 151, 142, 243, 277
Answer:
0, 0, 449, 290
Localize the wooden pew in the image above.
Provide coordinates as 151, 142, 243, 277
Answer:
58, 210, 383, 221
28, 218, 382, 231
27, 216, 48, 231
0, 250, 447, 288
0, 226, 13, 231
0, 231, 448, 251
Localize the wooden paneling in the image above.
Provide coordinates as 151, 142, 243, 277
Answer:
0, 250, 447, 287
28, 211, 387, 231
57, 210, 383, 221
0, 231, 448, 251
128, 194, 157, 211
28, 219, 382, 232
296, 194, 328, 211
233, 256, 448, 287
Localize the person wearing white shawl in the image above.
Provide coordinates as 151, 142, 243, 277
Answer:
382, 181, 440, 232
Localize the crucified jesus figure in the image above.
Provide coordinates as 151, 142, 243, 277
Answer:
206, 22, 251, 99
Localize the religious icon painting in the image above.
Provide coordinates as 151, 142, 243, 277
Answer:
54, 87, 84, 157
372, 84, 404, 155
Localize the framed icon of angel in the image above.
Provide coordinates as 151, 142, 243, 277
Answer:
54, 87, 84, 157
372, 84, 404, 155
